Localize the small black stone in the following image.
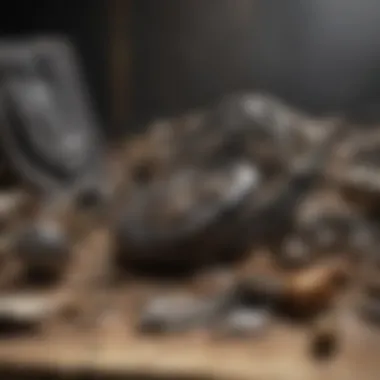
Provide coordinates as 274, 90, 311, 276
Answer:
16, 221, 69, 273
310, 331, 338, 361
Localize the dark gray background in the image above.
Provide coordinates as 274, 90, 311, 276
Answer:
2, 1, 380, 136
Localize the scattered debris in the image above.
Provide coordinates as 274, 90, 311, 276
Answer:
0, 41, 377, 370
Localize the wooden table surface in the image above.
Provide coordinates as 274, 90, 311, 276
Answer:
0, 305, 378, 380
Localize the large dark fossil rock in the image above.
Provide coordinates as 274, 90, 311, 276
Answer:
115, 93, 343, 273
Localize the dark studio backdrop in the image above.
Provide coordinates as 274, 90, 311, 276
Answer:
1, 0, 380, 139
131, 0, 380, 126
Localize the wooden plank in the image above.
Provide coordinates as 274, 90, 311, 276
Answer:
0, 310, 378, 380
